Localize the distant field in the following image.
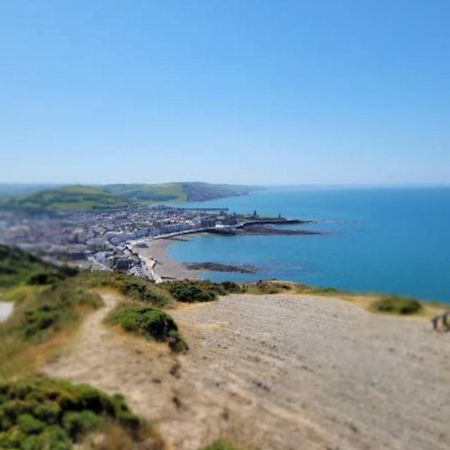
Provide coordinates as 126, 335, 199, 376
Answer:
0, 182, 252, 212
104, 183, 187, 203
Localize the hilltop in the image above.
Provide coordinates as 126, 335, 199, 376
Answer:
0, 182, 252, 213
1, 244, 449, 450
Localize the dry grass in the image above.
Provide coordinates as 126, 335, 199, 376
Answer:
200, 419, 260, 450
80, 423, 167, 450
0, 288, 104, 380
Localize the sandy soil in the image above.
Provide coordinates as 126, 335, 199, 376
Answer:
136, 238, 201, 280
44, 293, 450, 450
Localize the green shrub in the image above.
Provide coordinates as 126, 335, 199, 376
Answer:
370, 296, 423, 315
220, 281, 243, 293
0, 377, 140, 449
253, 281, 283, 294
163, 280, 220, 303
310, 287, 339, 294
62, 410, 102, 438
118, 278, 172, 307
81, 271, 172, 307
26, 271, 65, 286
17, 413, 46, 434
106, 304, 188, 352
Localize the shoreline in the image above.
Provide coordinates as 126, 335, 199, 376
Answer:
134, 237, 202, 281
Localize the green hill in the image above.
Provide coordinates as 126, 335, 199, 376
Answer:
0, 185, 129, 213
0, 182, 252, 212
180, 182, 250, 201
104, 183, 187, 203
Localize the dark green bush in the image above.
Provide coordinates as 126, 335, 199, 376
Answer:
0, 377, 139, 449
370, 296, 423, 315
220, 281, 243, 293
163, 281, 219, 303
118, 278, 172, 307
27, 271, 65, 286
106, 304, 188, 352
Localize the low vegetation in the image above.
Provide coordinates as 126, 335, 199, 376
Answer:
162, 280, 242, 303
244, 280, 293, 295
0, 245, 59, 288
106, 303, 188, 352
81, 271, 173, 307
200, 441, 239, 450
1, 280, 103, 380
370, 296, 423, 315
0, 246, 105, 379
0, 377, 146, 449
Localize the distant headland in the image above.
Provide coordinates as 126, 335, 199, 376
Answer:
0, 182, 256, 213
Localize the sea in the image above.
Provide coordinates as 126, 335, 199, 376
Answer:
169, 186, 450, 303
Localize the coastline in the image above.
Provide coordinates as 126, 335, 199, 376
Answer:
134, 237, 201, 281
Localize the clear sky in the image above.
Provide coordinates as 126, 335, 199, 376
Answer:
1, 0, 449, 185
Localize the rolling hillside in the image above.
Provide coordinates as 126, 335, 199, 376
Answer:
0, 182, 252, 213
0, 185, 129, 213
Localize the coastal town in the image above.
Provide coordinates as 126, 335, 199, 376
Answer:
0, 204, 309, 282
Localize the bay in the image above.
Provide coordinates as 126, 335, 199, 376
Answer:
169, 187, 450, 303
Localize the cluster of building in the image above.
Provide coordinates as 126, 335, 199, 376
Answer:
0, 205, 251, 277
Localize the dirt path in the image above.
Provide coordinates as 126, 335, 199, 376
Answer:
45, 293, 450, 450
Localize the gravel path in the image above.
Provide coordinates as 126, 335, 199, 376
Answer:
44, 293, 450, 450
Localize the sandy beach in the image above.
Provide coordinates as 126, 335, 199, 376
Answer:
134, 238, 201, 280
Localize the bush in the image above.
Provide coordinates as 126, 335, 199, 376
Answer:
163, 280, 221, 303
27, 271, 66, 286
370, 296, 423, 315
82, 271, 172, 307
118, 278, 172, 307
106, 304, 188, 352
252, 281, 283, 294
0, 377, 140, 449
220, 281, 242, 293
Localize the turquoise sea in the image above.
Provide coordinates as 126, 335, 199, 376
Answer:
170, 187, 450, 303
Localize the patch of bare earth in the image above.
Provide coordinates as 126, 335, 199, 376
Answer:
44, 293, 450, 450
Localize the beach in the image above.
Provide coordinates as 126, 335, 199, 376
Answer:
134, 237, 201, 280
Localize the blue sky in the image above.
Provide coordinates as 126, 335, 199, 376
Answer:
1, 0, 449, 185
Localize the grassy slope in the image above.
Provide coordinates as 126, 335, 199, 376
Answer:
0, 182, 252, 212
0, 245, 443, 449
104, 183, 187, 203
0, 245, 54, 288
0, 247, 172, 448
0, 185, 129, 213
180, 182, 250, 201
